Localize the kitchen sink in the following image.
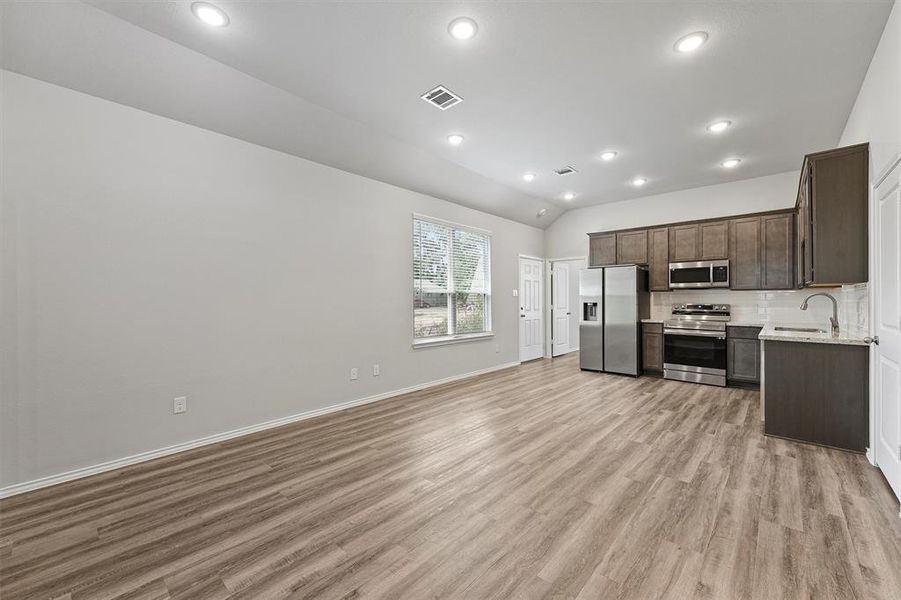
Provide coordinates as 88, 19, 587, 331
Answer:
774, 326, 826, 333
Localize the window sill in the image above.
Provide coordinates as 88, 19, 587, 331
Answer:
413, 332, 494, 349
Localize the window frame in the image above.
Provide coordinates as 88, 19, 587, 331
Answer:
412, 214, 493, 348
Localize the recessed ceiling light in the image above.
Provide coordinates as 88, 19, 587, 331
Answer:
523, 172, 536, 182
448, 17, 478, 40
674, 31, 708, 53
600, 151, 618, 161
707, 120, 732, 133
632, 177, 648, 187
563, 192, 576, 201
447, 134, 464, 146
721, 158, 741, 168
536, 208, 548, 218
191, 2, 229, 27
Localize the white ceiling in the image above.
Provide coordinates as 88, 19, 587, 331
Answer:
2, 1, 893, 227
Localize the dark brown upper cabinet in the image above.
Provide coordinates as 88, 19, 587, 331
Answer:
796, 168, 811, 288
616, 230, 649, 265
699, 220, 729, 260
589, 233, 616, 267
669, 224, 700, 262
796, 143, 868, 286
761, 212, 795, 289
648, 228, 670, 291
588, 209, 796, 291
729, 216, 762, 290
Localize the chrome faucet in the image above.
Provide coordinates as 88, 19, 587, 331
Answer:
800, 292, 839, 336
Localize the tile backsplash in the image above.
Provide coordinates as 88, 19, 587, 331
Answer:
650, 284, 869, 331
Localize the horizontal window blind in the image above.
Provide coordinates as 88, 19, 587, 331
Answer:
452, 228, 490, 295
413, 217, 491, 341
413, 218, 449, 295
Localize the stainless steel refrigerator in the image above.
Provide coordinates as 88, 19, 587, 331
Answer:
579, 265, 650, 375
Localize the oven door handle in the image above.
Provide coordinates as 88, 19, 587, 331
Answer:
664, 328, 726, 339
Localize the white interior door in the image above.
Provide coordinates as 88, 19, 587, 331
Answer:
519, 257, 544, 362
874, 162, 901, 504
551, 263, 571, 356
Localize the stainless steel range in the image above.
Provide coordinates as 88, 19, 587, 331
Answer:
663, 303, 731, 387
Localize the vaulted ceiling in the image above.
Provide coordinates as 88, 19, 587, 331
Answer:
1, 1, 892, 226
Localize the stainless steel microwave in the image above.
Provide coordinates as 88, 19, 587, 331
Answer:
668, 260, 729, 289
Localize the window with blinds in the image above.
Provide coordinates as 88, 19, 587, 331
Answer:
413, 216, 492, 343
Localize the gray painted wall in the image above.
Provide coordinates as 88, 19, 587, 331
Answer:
0, 71, 544, 488
839, 0, 900, 178
544, 171, 799, 259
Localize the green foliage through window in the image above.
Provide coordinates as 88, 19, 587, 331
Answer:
414, 217, 491, 340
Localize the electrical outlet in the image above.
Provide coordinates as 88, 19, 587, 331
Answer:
372, 364, 380, 376
173, 396, 187, 414
350, 368, 358, 381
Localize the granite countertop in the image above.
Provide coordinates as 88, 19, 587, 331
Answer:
758, 323, 870, 346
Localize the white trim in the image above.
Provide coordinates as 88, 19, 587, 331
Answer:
546, 255, 588, 263
412, 214, 493, 344
868, 169, 877, 466
412, 212, 492, 236
0, 361, 520, 499
413, 332, 494, 348
518, 253, 545, 261
874, 151, 901, 188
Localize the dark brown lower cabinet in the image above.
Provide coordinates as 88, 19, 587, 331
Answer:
726, 326, 761, 385
641, 322, 663, 373
763, 340, 868, 452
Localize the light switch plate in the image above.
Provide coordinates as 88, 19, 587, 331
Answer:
512, 289, 519, 297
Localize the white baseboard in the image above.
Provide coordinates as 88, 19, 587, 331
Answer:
0, 361, 520, 499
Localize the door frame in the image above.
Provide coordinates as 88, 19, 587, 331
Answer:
518, 254, 545, 362
869, 152, 901, 488
545, 256, 588, 358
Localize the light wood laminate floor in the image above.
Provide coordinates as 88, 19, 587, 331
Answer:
2, 353, 900, 599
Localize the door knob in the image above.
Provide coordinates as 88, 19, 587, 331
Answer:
864, 336, 879, 345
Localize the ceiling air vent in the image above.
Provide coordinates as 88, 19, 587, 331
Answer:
421, 85, 463, 110
554, 166, 578, 176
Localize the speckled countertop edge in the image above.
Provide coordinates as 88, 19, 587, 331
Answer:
758, 323, 870, 346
